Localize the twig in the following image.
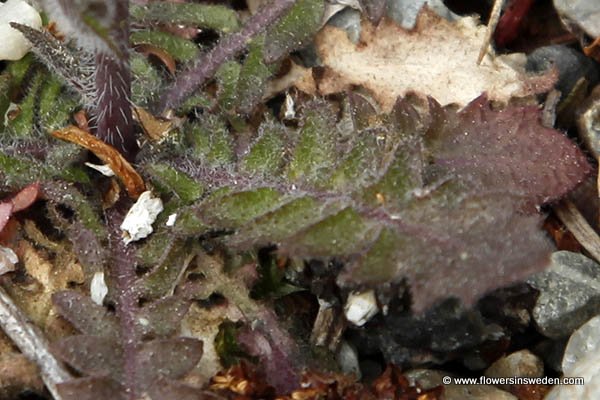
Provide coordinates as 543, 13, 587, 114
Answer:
158, 0, 297, 112
554, 199, 600, 264
477, 0, 504, 64
0, 285, 72, 400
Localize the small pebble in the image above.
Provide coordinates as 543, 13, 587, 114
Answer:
528, 251, 600, 339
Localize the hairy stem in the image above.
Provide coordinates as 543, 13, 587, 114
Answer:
158, 0, 297, 112
94, 0, 137, 160
106, 204, 139, 399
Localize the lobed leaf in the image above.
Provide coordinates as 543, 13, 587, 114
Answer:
158, 95, 591, 312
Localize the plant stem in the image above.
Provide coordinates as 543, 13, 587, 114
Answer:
158, 0, 297, 112
106, 204, 139, 399
95, 0, 137, 160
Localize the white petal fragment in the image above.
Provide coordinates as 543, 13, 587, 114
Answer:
120, 191, 164, 244
0, 246, 18, 275
165, 213, 177, 227
0, 0, 43, 61
90, 271, 108, 305
344, 290, 379, 326
84, 162, 116, 177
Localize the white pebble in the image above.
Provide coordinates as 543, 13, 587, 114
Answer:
90, 271, 108, 305
344, 289, 379, 326
120, 191, 163, 244
0, 0, 42, 61
165, 213, 177, 227
0, 246, 18, 275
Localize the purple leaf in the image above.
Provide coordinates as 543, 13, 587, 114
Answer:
237, 309, 301, 393
419, 95, 592, 207
137, 297, 190, 338
51, 335, 122, 380
52, 291, 118, 338
56, 377, 126, 400
136, 337, 203, 386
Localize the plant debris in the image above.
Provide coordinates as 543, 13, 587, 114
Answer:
0, 0, 599, 398
314, 8, 556, 110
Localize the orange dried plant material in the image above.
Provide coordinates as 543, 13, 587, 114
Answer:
51, 126, 146, 198
132, 106, 174, 143
210, 362, 274, 398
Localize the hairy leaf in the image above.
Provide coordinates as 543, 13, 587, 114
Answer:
152, 96, 590, 312
56, 377, 126, 400
131, 2, 240, 33
136, 338, 203, 383
264, 0, 325, 62
130, 31, 199, 63
52, 291, 118, 339
136, 297, 190, 338
52, 335, 122, 380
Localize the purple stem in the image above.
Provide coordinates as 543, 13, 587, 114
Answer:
158, 0, 297, 112
94, 0, 137, 160
106, 204, 139, 399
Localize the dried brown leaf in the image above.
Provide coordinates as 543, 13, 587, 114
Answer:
7, 240, 84, 328
51, 126, 146, 198
133, 106, 174, 143
314, 8, 555, 111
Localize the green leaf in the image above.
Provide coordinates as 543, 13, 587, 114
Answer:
38, 76, 77, 132
216, 61, 241, 112
131, 3, 240, 33
0, 154, 49, 189
240, 118, 286, 176
200, 188, 286, 227
8, 71, 43, 137
186, 115, 234, 165
283, 207, 374, 256
286, 102, 337, 185
146, 163, 204, 204
131, 54, 162, 106
131, 31, 199, 62
264, 0, 325, 62
235, 36, 274, 114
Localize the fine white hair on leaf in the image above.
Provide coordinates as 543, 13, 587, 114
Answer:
37, 0, 118, 57
9, 23, 98, 108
